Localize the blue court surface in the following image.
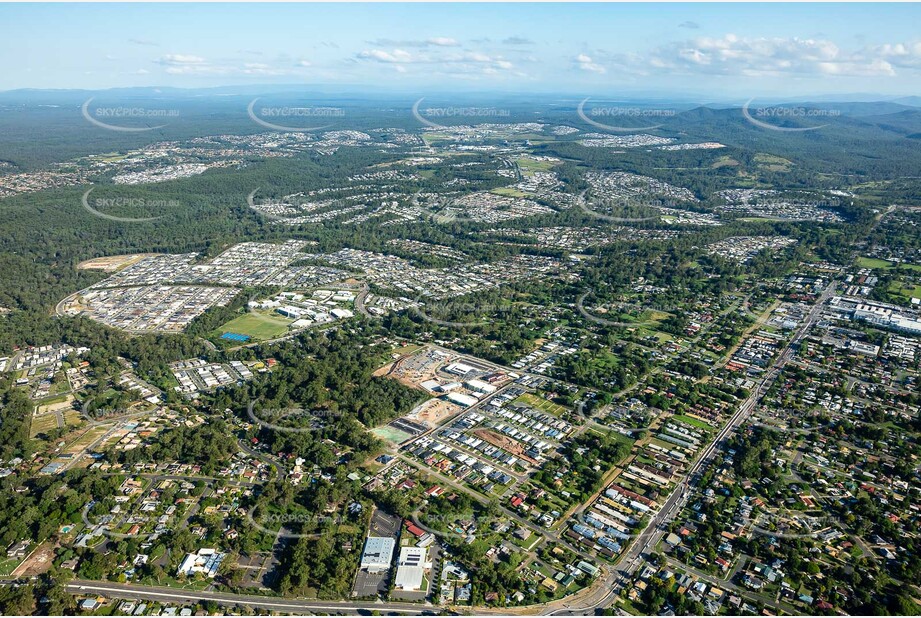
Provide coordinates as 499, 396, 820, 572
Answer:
220, 332, 251, 342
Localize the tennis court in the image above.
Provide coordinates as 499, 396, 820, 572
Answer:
221, 332, 251, 342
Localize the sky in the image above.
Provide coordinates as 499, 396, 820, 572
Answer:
3, 3, 921, 99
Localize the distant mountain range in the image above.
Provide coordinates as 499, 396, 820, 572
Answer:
0, 85, 919, 112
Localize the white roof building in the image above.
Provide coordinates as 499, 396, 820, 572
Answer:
420, 379, 441, 392
465, 379, 497, 394
394, 546, 431, 591
446, 392, 479, 407
360, 536, 396, 573
177, 549, 225, 578
445, 362, 475, 375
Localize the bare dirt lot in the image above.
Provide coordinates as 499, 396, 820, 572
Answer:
77, 253, 157, 272
10, 542, 55, 578
405, 397, 460, 426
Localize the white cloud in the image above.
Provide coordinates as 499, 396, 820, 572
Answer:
575, 53, 606, 74
636, 34, 904, 78
555, 34, 912, 82
358, 48, 413, 63
366, 37, 458, 48
427, 37, 459, 47
463, 51, 492, 63
872, 40, 921, 69
154, 54, 304, 77
157, 54, 207, 66
355, 47, 515, 76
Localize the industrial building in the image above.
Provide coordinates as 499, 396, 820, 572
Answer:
394, 546, 431, 591
360, 536, 396, 573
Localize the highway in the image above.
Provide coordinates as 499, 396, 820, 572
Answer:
62, 580, 432, 615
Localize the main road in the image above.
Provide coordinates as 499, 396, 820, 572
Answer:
543, 282, 836, 615
62, 580, 432, 615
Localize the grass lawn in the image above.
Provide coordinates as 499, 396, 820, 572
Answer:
636, 328, 674, 343
514, 392, 569, 417
431, 210, 457, 224
855, 256, 897, 269
516, 156, 557, 176
648, 437, 682, 452
489, 482, 511, 497
29, 413, 60, 438
64, 426, 109, 454
137, 574, 215, 591
645, 309, 672, 322
890, 282, 921, 301
216, 311, 292, 341
753, 153, 793, 171
63, 409, 83, 427
491, 187, 532, 198
371, 425, 412, 444
711, 156, 740, 169
35, 393, 71, 407
670, 414, 714, 431
421, 133, 454, 146
855, 256, 921, 273
393, 344, 423, 357
0, 557, 21, 577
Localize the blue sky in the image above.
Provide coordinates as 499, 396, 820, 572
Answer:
3, 3, 921, 97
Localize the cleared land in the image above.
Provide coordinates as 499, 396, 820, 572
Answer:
856, 256, 897, 269
514, 392, 568, 417
516, 157, 557, 176
491, 187, 531, 198
371, 425, 412, 444
216, 311, 293, 341
63, 426, 109, 455
76, 253, 157, 272
29, 413, 61, 438
855, 256, 921, 272
35, 394, 74, 414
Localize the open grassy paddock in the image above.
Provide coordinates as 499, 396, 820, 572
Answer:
216, 310, 293, 341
